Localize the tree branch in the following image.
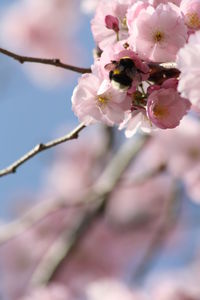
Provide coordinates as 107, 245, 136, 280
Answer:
29, 134, 151, 287
0, 48, 91, 74
0, 123, 85, 178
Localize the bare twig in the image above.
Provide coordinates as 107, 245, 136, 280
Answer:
0, 48, 91, 74
30, 134, 150, 287
0, 123, 85, 177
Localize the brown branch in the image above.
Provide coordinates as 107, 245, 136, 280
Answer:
0, 48, 91, 74
29, 134, 150, 287
0, 123, 85, 178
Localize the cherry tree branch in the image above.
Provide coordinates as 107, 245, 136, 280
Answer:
0, 123, 85, 178
0, 47, 91, 74
29, 134, 151, 287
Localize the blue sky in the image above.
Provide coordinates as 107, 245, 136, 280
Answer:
0, 2, 94, 219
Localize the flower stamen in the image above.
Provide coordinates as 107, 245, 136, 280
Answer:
186, 12, 200, 29
153, 31, 164, 42
98, 96, 108, 108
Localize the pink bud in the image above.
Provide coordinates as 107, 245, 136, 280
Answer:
105, 15, 119, 32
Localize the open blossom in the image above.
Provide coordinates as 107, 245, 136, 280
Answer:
128, 3, 188, 62
126, 1, 149, 31
119, 109, 152, 137
147, 86, 191, 129
91, 0, 130, 50
177, 30, 200, 107
180, 0, 200, 31
72, 65, 131, 126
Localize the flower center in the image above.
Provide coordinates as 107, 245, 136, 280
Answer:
98, 96, 108, 108
186, 12, 200, 29
153, 104, 168, 118
153, 31, 164, 42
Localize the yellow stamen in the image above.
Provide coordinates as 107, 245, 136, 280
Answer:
186, 12, 200, 29
153, 104, 168, 118
154, 31, 164, 42
98, 96, 108, 108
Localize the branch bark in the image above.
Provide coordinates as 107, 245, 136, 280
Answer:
0, 48, 91, 74
0, 123, 85, 177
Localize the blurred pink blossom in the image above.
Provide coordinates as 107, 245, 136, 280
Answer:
0, 0, 81, 87
180, 0, 200, 31
177, 30, 200, 107
22, 285, 70, 300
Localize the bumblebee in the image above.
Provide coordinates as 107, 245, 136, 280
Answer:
105, 57, 137, 90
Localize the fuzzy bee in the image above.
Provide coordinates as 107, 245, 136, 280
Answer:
105, 57, 137, 90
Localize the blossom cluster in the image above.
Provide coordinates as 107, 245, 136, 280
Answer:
72, 0, 200, 137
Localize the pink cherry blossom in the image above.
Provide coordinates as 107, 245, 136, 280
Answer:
119, 109, 152, 137
177, 30, 200, 107
147, 87, 191, 129
126, 1, 150, 31
150, 0, 181, 7
72, 65, 131, 126
180, 0, 200, 31
91, 0, 130, 50
128, 3, 188, 62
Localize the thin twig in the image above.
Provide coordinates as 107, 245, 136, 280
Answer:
0, 48, 91, 74
0, 123, 85, 177
30, 134, 150, 287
